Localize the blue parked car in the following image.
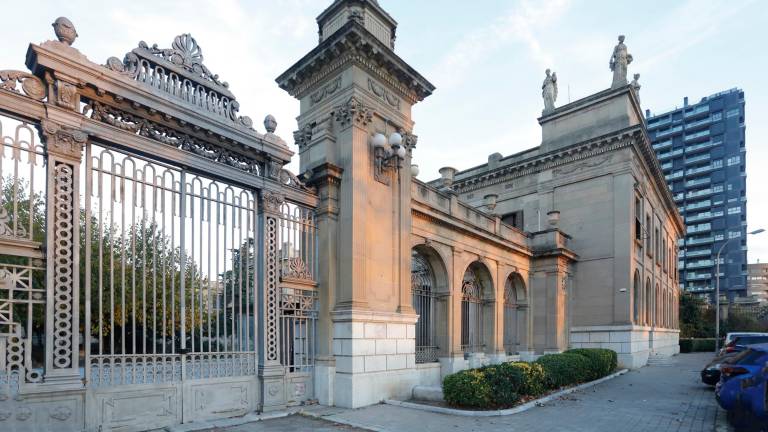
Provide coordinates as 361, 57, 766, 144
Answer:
715, 343, 768, 429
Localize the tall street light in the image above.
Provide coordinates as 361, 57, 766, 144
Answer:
715, 228, 765, 352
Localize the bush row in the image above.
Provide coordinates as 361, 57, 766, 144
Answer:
443, 348, 618, 409
679, 338, 718, 353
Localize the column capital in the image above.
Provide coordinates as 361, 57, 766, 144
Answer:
259, 189, 285, 214
40, 120, 86, 161
332, 96, 374, 130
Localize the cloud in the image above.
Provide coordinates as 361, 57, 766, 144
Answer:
430, 0, 571, 88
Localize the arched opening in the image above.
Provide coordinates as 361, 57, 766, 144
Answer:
633, 270, 641, 324
503, 272, 527, 354
645, 278, 652, 325
411, 245, 448, 363
655, 283, 661, 326
461, 261, 493, 355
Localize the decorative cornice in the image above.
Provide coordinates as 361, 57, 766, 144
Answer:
83, 100, 262, 175
411, 207, 532, 257
452, 130, 639, 194
276, 21, 434, 104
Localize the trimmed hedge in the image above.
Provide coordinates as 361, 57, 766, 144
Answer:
443, 362, 546, 408
679, 338, 718, 353
534, 353, 592, 389
442, 348, 619, 409
442, 369, 492, 408
565, 348, 618, 380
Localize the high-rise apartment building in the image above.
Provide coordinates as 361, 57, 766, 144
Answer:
646, 88, 747, 300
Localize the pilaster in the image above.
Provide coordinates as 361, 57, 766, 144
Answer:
257, 189, 286, 412
40, 119, 86, 390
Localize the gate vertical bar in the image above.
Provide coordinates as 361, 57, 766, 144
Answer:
257, 189, 285, 412
40, 119, 87, 388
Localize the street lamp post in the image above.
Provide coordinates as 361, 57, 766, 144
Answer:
714, 228, 765, 353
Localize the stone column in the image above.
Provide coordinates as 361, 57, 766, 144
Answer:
257, 190, 286, 412
488, 263, 506, 364
307, 163, 343, 406
440, 249, 466, 375
41, 120, 87, 389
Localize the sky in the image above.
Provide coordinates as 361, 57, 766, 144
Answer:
2, 0, 767, 262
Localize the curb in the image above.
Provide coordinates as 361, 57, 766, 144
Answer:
164, 411, 289, 432
298, 410, 385, 432
384, 369, 630, 417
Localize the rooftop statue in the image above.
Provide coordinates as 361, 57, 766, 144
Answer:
630, 73, 641, 103
609, 35, 632, 88
542, 68, 558, 115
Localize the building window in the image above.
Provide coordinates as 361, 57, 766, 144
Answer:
728, 231, 741, 239
727, 156, 741, 166
461, 263, 492, 354
633, 271, 641, 324
727, 206, 742, 215
412, 251, 438, 363
711, 111, 722, 121
726, 108, 740, 118
655, 227, 660, 263
635, 197, 643, 243
504, 273, 526, 354
646, 214, 652, 253
502, 210, 524, 230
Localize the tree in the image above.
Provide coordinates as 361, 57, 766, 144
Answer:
679, 291, 715, 338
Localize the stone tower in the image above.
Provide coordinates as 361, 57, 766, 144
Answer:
276, 0, 434, 407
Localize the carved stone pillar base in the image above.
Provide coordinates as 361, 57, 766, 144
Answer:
259, 365, 286, 413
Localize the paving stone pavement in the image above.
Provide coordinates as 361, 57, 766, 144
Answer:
220, 352, 731, 432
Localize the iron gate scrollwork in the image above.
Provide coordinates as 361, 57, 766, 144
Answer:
0, 18, 319, 431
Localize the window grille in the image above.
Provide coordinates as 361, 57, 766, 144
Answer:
411, 252, 438, 363
461, 267, 484, 354
503, 277, 518, 354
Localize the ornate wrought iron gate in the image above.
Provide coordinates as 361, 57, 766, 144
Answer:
0, 20, 318, 431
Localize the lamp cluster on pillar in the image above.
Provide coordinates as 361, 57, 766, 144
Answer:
372, 130, 406, 185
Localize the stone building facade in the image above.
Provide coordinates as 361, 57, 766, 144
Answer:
0, 0, 683, 428
277, 0, 683, 407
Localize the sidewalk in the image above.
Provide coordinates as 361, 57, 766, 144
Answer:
222, 352, 728, 432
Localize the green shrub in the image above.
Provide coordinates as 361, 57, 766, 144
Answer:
442, 361, 548, 408
442, 369, 492, 407
680, 338, 718, 353
565, 348, 617, 379
507, 361, 547, 397
534, 353, 592, 389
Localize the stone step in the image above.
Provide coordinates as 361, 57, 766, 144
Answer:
646, 353, 674, 366
412, 385, 444, 402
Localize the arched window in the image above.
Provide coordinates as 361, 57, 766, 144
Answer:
503, 273, 526, 354
461, 262, 492, 354
412, 250, 438, 363
655, 283, 661, 326
645, 278, 652, 325
633, 271, 641, 324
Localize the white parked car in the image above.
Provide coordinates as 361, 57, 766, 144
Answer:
720, 332, 768, 355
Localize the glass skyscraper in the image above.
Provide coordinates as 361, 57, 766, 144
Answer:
646, 88, 747, 301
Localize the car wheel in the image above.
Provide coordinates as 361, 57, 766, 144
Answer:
728, 402, 755, 429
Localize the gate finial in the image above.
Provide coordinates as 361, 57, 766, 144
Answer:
52, 17, 78, 46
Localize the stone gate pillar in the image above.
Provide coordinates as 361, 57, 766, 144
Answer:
257, 190, 286, 412
41, 119, 87, 389
276, 0, 434, 408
